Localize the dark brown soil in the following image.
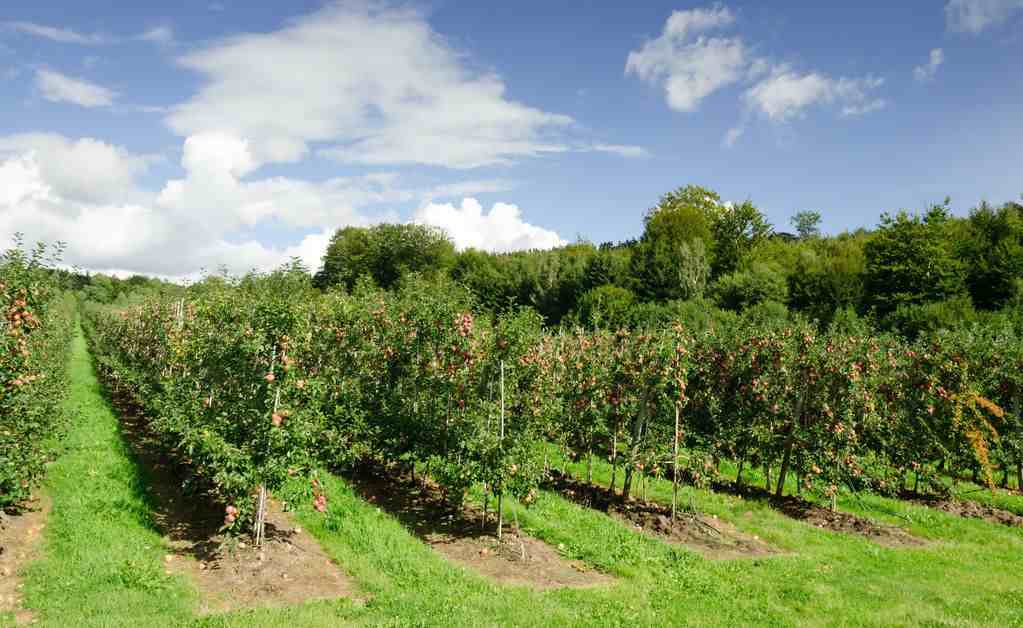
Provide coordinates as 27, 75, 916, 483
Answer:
545, 471, 778, 559
111, 388, 357, 614
348, 468, 614, 590
900, 491, 1023, 529
715, 482, 925, 548
0, 494, 50, 625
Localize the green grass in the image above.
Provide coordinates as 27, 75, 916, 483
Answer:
9, 327, 1023, 626
13, 325, 196, 627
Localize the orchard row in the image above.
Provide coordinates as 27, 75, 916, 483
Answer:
0, 243, 75, 510
83, 274, 1023, 535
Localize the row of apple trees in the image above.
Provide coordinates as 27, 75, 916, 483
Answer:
84, 271, 1022, 539
84, 273, 558, 538
550, 320, 1020, 503
1, 241, 75, 510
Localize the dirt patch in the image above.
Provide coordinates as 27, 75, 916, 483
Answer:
161, 499, 357, 614
901, 492, 1023, 529
0, 494, 50, 625
771, 495, 924, 547
110, 388, 357, 614
545, 472, 777, 559
715, 482, 924, 548
348, 468, 613, 590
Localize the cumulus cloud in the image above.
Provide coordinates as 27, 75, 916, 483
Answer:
914, 48, 945, 82
35, 69, 116, 107
743, 68, 885, 122
0, 133, 156, 203
625, 5, 747, 112
0, 153, 174, 268
0, 142, 374, 277
629, 4, 887, 148
414, 198, 565, 252
946, 0, 1023, 32
3, 4, 583, 276
3, 21, 107, 45
0, 130, 557, 277
166, 1, 574, 170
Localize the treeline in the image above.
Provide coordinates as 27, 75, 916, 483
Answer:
63, 270, 183, 305
313, 185, 1023, 338
0, 241, 76, 509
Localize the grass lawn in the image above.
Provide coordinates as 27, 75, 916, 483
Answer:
7, 326, 1023, 626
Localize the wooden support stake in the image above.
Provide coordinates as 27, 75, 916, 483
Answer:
497, 360, 505, 541
672, 403, 680, 521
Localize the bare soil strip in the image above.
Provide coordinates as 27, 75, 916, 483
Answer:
546, 471, 778, 559
0, 495, 50, 625
348, 468, 614, 590
111, 390, 357, 614
900, 491, 1023, 529
715, 482, 925, 548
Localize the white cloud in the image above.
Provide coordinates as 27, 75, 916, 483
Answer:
629, 4, 887, 146
0, 142, 368, 277
743, 68, 885, 122
587, 143, 650, 158
841, 99, 887, 117
3, 21, 106, 45
281, 229, 334, 273
0, 128, 555, 277
722, 126, 744, 148
914, 48, 945, 82
139, 25, 174, 45
35, 69, 116, 107
0, 153, 175, 268
167, 1, 574, 170
625, 6, 748, 112
414, 198, 565, 252
0, 133, 156, 203
426, 179, 517, 199
946, 0, 1023, 32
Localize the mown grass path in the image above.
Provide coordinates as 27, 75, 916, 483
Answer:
10, 325, 1023, 627
17, 326, 196, 626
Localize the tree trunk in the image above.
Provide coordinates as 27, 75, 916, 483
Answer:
775, 396, 804, 498
620, 396, 650, 502
736, 458, 745, 490
609, 425, 619, 492
586, 437, 593, 484
764, 465, 771, 492
482, 486, 488, 530
1017, 461, 1022, 493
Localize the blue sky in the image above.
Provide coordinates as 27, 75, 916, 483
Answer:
0, 0, 1021, 277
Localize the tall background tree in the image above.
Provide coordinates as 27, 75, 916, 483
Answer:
314, 223, 456, 291
863, 203, 967, 321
